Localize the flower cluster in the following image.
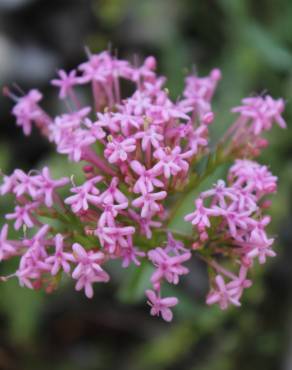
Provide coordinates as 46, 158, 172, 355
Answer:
185, 159, 277, 309
1, 50, 286, 321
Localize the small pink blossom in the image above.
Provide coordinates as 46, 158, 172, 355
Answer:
12, 89, 44, 135
132, 191, 167, 218
130, 160, 164, 194
113, 112, 142, 135
65, 176, 102, 213
232, 95, 286, 134
120, 237, 145, 268
206, 275, 241, 310
153, 147, 189, 178
84, 118, 106, 141
46, 234, 75, 275
22, 224, 50, 250
98, 202, 128, 227
135, 125, 163, 151
184, 198, 211, 229
0, 173, 17, 195
16, 225, 51, 288
6, 203, 38, 230
72, 243, 110, 298
51, 69, 79, 99
97, 226, 135, 253
229, 160, 277, 196
146, 289, 178, 322
13, 169, 39, 198
0, 224, 17, 261
105, 137, 136, 164
35, 167, 69, 207
99, 177, 128, 205
148, 247, 191, 288
226, 267, 252, 301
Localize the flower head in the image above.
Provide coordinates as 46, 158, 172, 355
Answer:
1, 50, 285, 322
146, 289, 178, 322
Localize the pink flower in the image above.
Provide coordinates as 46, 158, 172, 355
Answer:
113, 112, 142, 135
229, 160, 277, 197
146, 289, 178, 322
202, 180, 239, 210
132, 191, 167, 218
125, 91, 152, 116
187, 125, 209, 154
51, 69, 79, 99
35, 167, 69, 207
120, 236, 145, 268
181, 68, 221, 119
16, 225, 51, 288
52, 107, 91, 141
99, 177, 128, 205
210, 205, 253, 238
78, 53, 108, 84
72, 243, 110, 298
129, 56, 156, 84
232, 95, 286, 134
153, 147, 189, 178
17, 247, 51, 289
184, 198, 211, 229
130, 160, 164, 194
98, 202, 128, 227
23, 224, 50, 249
6, 203, 38, 230
50, 107, 93, 162
128, 210, 162, 238
0, 224, 17, 261
46, 234, 75, 275
147, 88, 191, 122
245, 225, 276, 264
148, 247, 191, 287
12, 89, 44, 135
58, 129, 96, 162
206, 275, 241, 310
0, 173, 17, 195
83, 118, 106, 141
96, 112, 120, 133
97, 226, 135, 253
165, 232, 187, 254
65, 176, 102, 213
105, 137, 136, 164
135, 125, 163, 151
13, 169, 39, 198
143, 77, 166, 96
226, 267, 252, 301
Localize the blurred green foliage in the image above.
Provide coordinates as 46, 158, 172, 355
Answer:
1, 0, 292, 369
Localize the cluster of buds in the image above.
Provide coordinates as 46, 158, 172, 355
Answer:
0, 50, 286, 321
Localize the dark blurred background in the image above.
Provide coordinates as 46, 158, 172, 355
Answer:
1, 1, 292, 369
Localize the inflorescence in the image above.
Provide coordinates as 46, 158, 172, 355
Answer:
1, 50, 286, 321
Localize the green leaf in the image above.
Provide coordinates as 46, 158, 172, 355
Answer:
244, 23, 292, 71
0, 279, 44, 343
117, 261, 153, 303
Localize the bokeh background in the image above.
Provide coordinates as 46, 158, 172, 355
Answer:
0, 0, 292, 369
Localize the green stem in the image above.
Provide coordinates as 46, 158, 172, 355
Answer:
36, 207, 96, 246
